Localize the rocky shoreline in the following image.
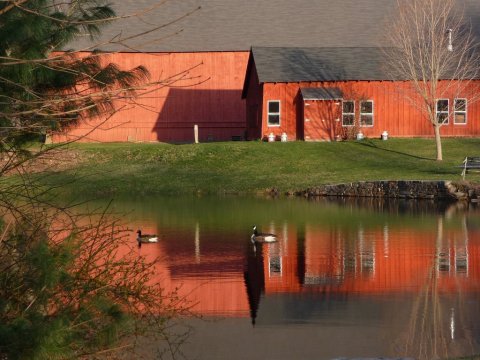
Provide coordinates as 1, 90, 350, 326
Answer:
275, 180, 479, 202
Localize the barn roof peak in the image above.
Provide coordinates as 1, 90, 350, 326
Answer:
249, 46, 394, 83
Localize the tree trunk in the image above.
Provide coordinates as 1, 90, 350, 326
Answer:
434, 124, 443, 161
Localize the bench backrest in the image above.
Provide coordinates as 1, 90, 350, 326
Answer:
466, 157, 480, 163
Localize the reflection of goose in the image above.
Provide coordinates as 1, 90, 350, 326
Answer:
251, 225, 277, 243
136, 230, 158, 246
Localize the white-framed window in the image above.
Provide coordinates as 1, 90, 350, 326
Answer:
436, 99, 449, 124
454, 98, 467, 125
360, 100, 374, 127
342, 100, 355, 126
455, 246, 468, 275
267, 100, 280, 126
268, 256, 282, 277
437, 248, 451, 273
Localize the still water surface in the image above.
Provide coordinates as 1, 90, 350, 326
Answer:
105, 196, 480, 360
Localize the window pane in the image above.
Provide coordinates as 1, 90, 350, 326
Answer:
437, 113, 449, 124
269, 257, 281, 274
361, 101, 372, 113
455, 113, 466, 124
268, 114, 280, 125
268, 101, 280, 113
360, 115, 373, 126
343, 101, 354, 113
437, 100, 448, 112
342, 114, 354, 126
455, 99, 466, 111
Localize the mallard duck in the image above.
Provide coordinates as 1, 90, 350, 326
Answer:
136, 230, 158, 246
251, 225, 277, 243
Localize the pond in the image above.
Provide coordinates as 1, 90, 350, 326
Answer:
102, 195, 480, 360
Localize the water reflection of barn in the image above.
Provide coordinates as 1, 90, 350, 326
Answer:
243, 221, 480, 325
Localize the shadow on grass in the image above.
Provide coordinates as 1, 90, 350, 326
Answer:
423, 168, 459, 176
358, 139, 434, 161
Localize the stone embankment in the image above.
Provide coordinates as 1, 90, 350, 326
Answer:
290, 180, 479, 202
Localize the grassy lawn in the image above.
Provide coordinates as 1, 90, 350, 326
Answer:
35, 138, 480, 197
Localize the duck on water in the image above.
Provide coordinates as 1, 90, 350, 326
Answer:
136, 230, 158, 247
250, 225, 277, 244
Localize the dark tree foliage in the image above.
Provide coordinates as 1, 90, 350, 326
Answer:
0, 0, 149, 170
0, 2, 189, 359
0, 209, 188, 359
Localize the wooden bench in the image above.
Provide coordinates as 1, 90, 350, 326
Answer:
461, 157, 480, 179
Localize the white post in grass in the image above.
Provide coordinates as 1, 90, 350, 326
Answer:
194, 124, 199, 144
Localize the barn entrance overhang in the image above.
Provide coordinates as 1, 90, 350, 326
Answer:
300, 87, 343, 101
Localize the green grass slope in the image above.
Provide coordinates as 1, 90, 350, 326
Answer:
37, 138, 480, 197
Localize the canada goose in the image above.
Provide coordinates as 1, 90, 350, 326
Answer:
251, 225, 277, 243
136, 230, 158, 247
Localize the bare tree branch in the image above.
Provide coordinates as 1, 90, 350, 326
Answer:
384, 0, 480, 161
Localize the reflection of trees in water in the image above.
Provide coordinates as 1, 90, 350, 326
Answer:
397, 216, 474, 360
307, 196, 475, 217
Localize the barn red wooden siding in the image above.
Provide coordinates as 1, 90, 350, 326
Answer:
54, 51, 480, 143
52, 51, 250, 143
260, 224, 480, 296
249, 81, 480, 141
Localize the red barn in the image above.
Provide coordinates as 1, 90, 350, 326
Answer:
242, 47, 480, 141
52, 51, 250, 143
52, 0, 480, 143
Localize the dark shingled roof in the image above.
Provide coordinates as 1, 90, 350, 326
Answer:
70, 0, 480, 52
251, 47, 394, 82
301, 87, 343, 100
